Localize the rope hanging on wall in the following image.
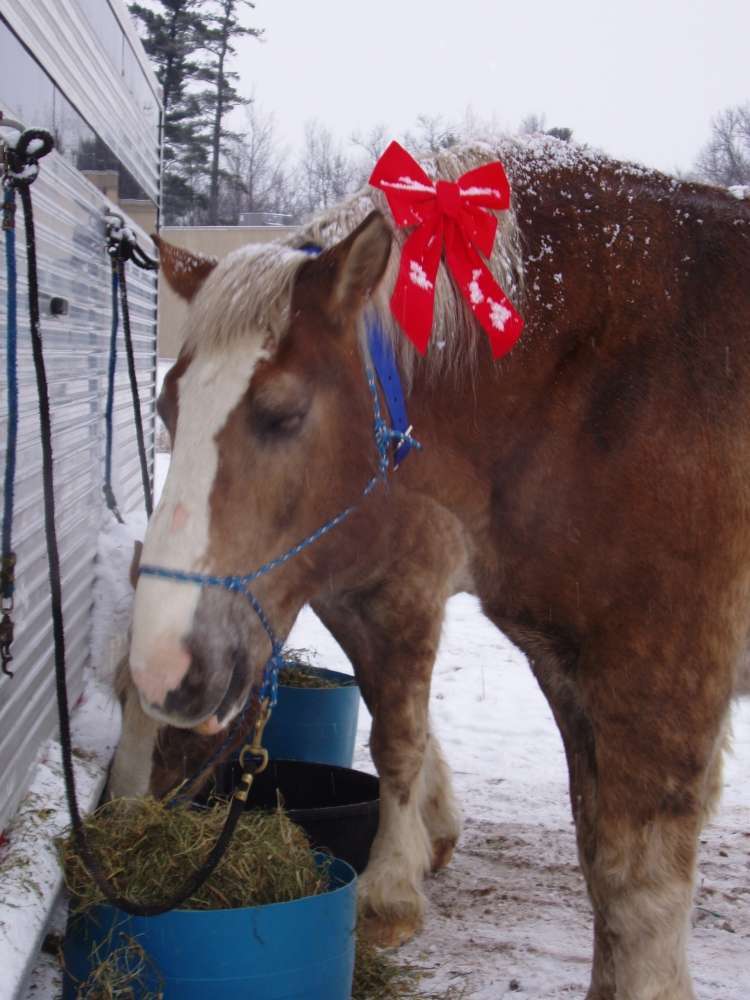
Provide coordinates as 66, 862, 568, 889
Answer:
1, 125, 54, 675
0, 128, 266, 915
103, 211, 158, 521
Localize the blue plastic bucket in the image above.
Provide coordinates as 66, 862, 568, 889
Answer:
62, 856, 357, 1000
263, 666, 360, 767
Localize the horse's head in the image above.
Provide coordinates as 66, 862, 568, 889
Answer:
130, 212, 392, 732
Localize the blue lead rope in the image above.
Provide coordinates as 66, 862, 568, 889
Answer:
140, 321, 420, 715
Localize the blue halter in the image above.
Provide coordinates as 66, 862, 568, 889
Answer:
139, 318, 419, 716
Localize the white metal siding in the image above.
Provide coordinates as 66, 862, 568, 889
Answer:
0, 0, 159, 828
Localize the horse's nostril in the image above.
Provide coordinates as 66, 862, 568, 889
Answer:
213, 645, 252, 724
130, 634, 192, 708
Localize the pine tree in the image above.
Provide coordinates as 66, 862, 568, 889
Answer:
129, 0, 211, 223
198, 0, 263, 224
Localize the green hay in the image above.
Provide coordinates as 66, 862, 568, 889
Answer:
353, 939, 423, 998
72, 933, 163, 999
278, 647, 338, 688
60, 797, 328, 913
353, 940, 467, 999
59, 796, 461, 999
65, 935, 461, 1000
278, 664, 339, 688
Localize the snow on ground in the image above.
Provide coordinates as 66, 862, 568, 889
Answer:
15, 593, 750, 999
290, 597, 750, 1000
3, 680, 120, 1000
13, 446, 750, 998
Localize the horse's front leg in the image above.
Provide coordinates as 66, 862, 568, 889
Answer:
108, 657, 160, 798
313, 502, 466, 946
315, 591, 445, 946
365, 640, 436, 946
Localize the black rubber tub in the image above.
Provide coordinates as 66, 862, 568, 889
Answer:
216, 759, 379, 874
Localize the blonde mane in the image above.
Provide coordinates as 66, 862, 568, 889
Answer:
183, 242, 308, 355
184, 142, 525, 384
294, 143, 524, 384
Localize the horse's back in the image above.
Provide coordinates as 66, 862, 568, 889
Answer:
467, 146, 750, 689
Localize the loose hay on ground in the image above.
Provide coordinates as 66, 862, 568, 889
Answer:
60, 797, 328, 913
353, 939, 467, 1000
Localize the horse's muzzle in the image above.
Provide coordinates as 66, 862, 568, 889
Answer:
130, 583, 266, 730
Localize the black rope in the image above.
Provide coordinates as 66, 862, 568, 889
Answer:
104, 214, 156, 519
102, 265, 123, 523
116, 257, 153, 517
9, 136, 254, 916
0, 129, 53, 676
1, 184, 18, 675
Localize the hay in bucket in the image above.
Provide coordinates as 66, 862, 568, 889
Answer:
59, 797, 461, 999
59, 796, 328, 913
72, 933, 163, 999
278, 647, 339, 688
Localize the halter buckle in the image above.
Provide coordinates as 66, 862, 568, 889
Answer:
234, 697, 271, 799
237, 745, 269, 779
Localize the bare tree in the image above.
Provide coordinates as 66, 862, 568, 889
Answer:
219, 102, 293, 221
519, 113, 572, 142
351, 123, 390, 162
694, 103, 750, 187
350, 123, 390, 184
519, 112, 547, 135
403, 113, 459, 154
293, 120, 358, 219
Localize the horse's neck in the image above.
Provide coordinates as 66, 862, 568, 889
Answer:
403, 222, 596, 526
400, 164, 645, 522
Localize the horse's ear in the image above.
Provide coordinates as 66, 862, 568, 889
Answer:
153, 234, 218, 302
327, 211, 392, 320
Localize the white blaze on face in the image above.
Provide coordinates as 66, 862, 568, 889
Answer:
130, 339, 268, 701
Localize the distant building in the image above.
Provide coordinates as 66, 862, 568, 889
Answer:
238, 211, 296, 227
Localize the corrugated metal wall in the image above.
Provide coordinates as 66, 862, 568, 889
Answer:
0, 0, 160, 828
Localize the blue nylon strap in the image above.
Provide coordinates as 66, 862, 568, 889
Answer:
2, 186, 18, 600
366, 318, 414, 468
300, 240, 416, 470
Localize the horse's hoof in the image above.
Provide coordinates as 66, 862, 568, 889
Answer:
358, 911, 422, 948
431, 836, 457, 872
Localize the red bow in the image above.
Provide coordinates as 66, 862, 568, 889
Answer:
369, 141, 524, 358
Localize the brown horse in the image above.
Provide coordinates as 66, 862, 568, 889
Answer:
125, 135, 750, 999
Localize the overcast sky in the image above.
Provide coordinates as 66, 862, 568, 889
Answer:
235, 0, 749, 175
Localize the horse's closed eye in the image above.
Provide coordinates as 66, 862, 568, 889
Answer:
252, 405, 307, 440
